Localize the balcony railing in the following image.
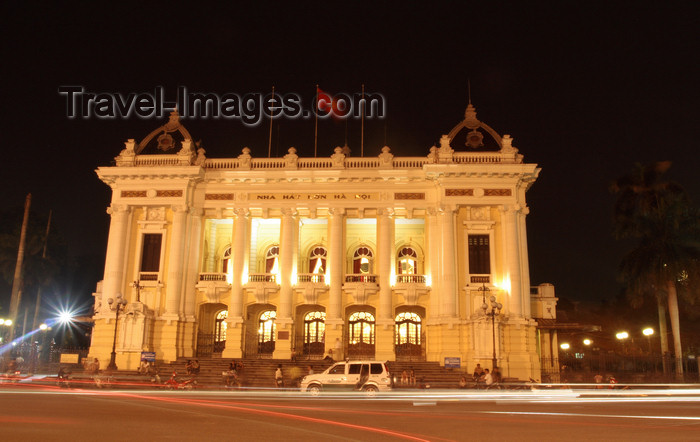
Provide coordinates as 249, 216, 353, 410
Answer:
395, 274, 427, 284
248, 273, 278, 283
199, 273, 228, 282
297, 273, 326, 284
139, 272, 159, 282
470, 275, 490, 284
345, 274, 377, 283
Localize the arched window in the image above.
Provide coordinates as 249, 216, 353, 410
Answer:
397, 247, 418, 274
348, 311, 375, 345
222, 246, 232, 273
353, 246, 374, 274
214, 310, 228, 353
395, 312, 422, 345
265, 246, 280, 273
309, 246, 327, 274
304, 311, 326, 344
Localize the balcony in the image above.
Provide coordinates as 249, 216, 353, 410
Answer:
343, 274, 379, 304
244, 273, 280, 304
396, 274, 426, 284
196, 272, 230, 304
345, 274, 377, 283
393, 274, 430, 305
294, 273, 329, 305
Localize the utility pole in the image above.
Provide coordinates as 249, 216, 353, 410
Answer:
9, 193, 31, 343
32, 209, 51, 331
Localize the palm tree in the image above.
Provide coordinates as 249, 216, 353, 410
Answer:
611, 162, 700, 380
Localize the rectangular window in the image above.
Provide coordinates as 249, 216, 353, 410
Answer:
140, 234, 162, 272
468, 234, 490, 275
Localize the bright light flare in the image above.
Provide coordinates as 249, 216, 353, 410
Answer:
616, 331, 629, 340
643, 328, 654, 336
583, 339, 592, 346
58, 310, 75, 324
560, 343, 570, 350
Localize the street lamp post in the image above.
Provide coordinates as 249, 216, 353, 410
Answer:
107, 293, 127, 371
479, 284, 503, 371
131, 280, 144, 303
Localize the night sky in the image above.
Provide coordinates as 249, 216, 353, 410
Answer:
1, 2, 698, 313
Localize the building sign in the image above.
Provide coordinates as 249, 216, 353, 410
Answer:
251, 193, 378, 201
444, 357, 461, 368
277, 331, 290, 340
60, 353, 80, 364
141, 352, 156, 362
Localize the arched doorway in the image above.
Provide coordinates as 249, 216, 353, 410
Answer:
395, 312, 424, 360
258, 310, 276, 355
347, 311, 375, 359
303, 311, 326, 357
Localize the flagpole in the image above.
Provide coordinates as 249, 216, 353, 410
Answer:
360, 84, 365, 157
314, 84, 319, 158
268, 85, 275, 158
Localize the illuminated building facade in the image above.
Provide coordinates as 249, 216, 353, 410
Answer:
88, 102, 556, 380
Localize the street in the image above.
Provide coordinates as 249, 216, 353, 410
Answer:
1, 385, 700, 441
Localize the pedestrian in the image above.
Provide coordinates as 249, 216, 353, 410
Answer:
192, 360, 200, 375
594, 373, 603, 388
400, 370, 409, 386
91, 358, 100, 374
307, 365, 314, 375
473, 363, 484, 381
409, 369, 416, 386
492, 366, 502, 385
355, 364, 370, 390
275, 364, 284, 388
458, 376, 468, 389
481, 368, 494, 388
185, 360, 193, 375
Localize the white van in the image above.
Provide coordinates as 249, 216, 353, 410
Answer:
300, 360, 393, 395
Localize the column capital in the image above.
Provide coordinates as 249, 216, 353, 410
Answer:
233, 208, 250, 218
426, 207, 439, 216
107, 204, 131, 216
281, 207, 298, 218
439, 204, 457, 214
376, 208, 394, 218
499, 204, 522, 214
328, 207, 346, 217
172, 204, 190, 214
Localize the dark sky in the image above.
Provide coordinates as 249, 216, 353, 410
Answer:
1, 2, 698, 311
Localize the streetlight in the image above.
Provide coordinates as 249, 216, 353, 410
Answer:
643, 328, 654, 355
106, 293, 127, 370
131, 280, 144, 302
583, 339, 592, 346
560, 343, 570, 350
479, 284, 503, 371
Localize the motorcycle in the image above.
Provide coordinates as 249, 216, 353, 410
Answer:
164, 374, 197, 390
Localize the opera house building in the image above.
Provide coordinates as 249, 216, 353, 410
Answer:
88, 102, 559, 380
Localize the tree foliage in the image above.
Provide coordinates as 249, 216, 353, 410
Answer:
611, 162, 700, 306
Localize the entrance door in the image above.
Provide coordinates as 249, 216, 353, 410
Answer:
214, 310, 228, 353
395, 312, 424, 360
303, 311, 326, 357
258, 310, 276, 355
347, 311, 375, 359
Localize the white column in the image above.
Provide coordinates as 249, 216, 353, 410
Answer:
377, 209, 394, 320
229, 209, 249, 319
426, 208, 441, 319
440, 206, 457, 317
327, 208, 345, 320
518, 206, 532, 318
279, 208, 297, 320
164, 205, 189, 319
101, 204, 131, 316
502, 205, 523, 317
183, 209, 203, 320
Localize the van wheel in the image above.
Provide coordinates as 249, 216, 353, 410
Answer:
363, 385, 378, 397
308, 384, 322, 396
